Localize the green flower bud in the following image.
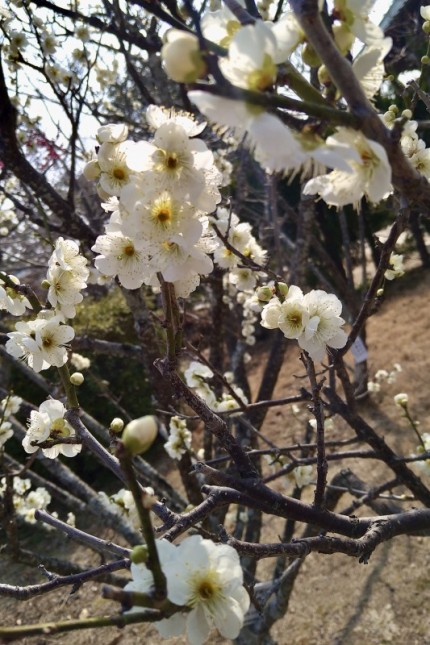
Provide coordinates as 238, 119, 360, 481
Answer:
130, 545, 148, 565
402, 109, 412, 119
41, 279, 50, 289
301, 43, 320, 67
317, 64, 331, 87
277, 282, 289, 297
422, 55, 430, 65
256, 286, 274, 302
423, 20, 430, 34
122, 415, 158, 456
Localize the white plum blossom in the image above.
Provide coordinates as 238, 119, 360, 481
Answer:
333, 0, 384, 45
288, 464, 314, 489
385, 253, 405, 281
164, 416, 192, 459
414, 433, 430, 477
1, 394, 22, 416
184, 361, 214, 389
0, 477, 52, 524
298, 290, 348, 361
165, 535, 250, 644
260, 287, 347, 361
70, 353, 91, 370
352, 38, 392, 100
23, 399, 81, 459
96, 123, 129, 144
126, 535, 249, 644
0, 275, 32, 316
0, 420, 13, 448
145, 105, 206, 137
92, 232, 150, 289
6, 314, 74, 372
219, 21, 278, 91
99, 488, 140, 528
304, 128, 392, 209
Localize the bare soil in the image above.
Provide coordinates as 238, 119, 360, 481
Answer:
1, 266, 430, 645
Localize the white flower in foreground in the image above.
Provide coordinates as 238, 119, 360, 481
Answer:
385, 253, 405, 280
298, 290, 348, 361
166, 535, 250, 644
23, 399, 81, 459
164, 416, 192, 459
304, 128, 392, 209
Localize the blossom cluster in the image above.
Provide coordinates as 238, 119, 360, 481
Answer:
5, 238, 88, 373
164, 416, 192, 460
260, 284, 348, 361
367, 363, 402, 393
0, 476, 51, 524
98, 487, 140, 529
157, 1, 407, 209
0, 394, 22, 449
86, 106, 223, 297
125, 534, 250, 644
0, 275, 32, 316
184, 361, 248, 412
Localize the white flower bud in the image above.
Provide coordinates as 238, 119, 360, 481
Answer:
70, 372, 84, 386
83, 159, 101, 181
161, 30, 207, 83
110, 417, 125, 434
394, 393, 408, 408
122, 415, 158, 456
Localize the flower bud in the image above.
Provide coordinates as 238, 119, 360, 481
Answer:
422, 55, 430, 65
83, 159, 101, 181
394, 393, 408, 408
317, 65, 331, 87
423, 20, 430, 34
402, 109, 412, 119
110, 417, 125, 434
277, 282, 289, 298
256, 286, 274, 302
41, 279, 50, 289
161, 30, 207, 83
301, 43, 320, 67
122, 415, 158, 456
376, 288, 384, 297
130, 545, 148, 565
70, 372, 84, 386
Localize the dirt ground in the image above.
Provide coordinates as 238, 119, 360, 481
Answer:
1, 265, 430, 645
